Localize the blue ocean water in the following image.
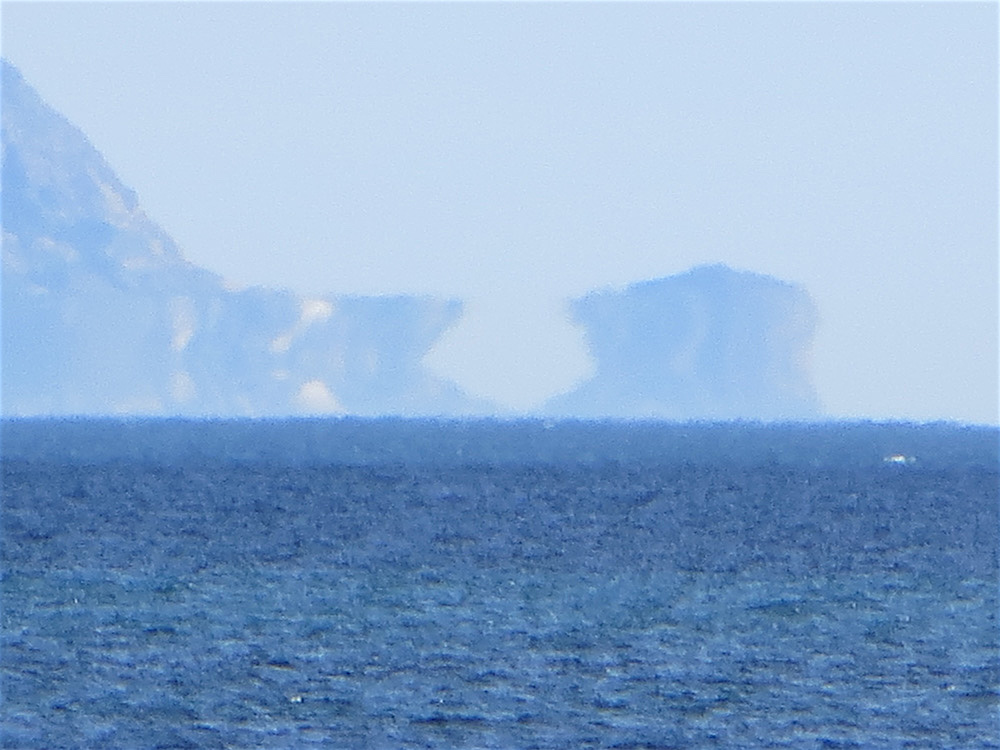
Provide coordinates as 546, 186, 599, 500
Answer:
2, 419, 997, 748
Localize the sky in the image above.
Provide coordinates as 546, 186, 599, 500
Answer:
2, 1, 997, 423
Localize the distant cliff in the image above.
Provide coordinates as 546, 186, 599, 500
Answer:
1, 59, 486, 417
2, 59, 821, 420
545, 265, 821, 420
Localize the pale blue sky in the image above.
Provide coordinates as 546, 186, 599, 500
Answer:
2, 2, 997, 422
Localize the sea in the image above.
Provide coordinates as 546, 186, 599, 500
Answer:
1, 418, 997, 749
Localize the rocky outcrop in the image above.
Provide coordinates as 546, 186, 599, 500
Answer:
545, 265, 820, 420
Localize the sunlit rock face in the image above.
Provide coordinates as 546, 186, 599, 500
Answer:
545, 265, 821, 421
1, 60, 484, 417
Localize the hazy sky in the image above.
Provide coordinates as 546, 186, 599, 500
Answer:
2, 2, 997, 423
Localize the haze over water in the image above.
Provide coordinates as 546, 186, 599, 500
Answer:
2, 2, 996, 423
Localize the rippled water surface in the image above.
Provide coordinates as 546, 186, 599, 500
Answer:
2, 420, 997, 748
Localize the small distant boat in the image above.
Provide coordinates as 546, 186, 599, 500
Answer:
883, 454, 916, 465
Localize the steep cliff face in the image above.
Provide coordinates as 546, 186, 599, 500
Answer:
1, 60, 484, 416
545, 265, 821, 420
